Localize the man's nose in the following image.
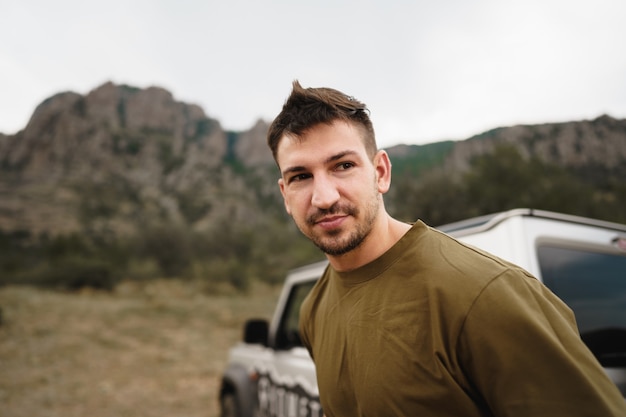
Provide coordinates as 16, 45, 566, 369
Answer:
311, 175, 340, 209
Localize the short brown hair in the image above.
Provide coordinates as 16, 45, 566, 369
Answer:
267, 80, 377, 163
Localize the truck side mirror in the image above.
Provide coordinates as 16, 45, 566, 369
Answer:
243, 319, 269, 346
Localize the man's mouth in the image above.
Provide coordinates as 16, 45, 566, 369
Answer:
307, 204, 356, 229
313, 215, 347, 230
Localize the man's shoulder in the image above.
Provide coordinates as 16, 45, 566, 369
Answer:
401, 224, 536, 292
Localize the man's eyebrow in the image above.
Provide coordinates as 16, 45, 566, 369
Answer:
281, 165, 306, 177
281, 150, 358, 177
326, 150, 357, 164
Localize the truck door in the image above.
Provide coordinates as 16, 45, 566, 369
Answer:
537, 242, 626, 396
258, 280, 323, 417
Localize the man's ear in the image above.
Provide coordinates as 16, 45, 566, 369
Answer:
374, 150, 392, 194
278, 178, 292, 215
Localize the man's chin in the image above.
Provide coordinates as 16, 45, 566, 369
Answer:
314, 235, 363, 256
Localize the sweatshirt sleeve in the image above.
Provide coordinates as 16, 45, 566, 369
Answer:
458, 269, 626, 416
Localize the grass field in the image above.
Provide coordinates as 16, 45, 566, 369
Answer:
0, 279, 282, 417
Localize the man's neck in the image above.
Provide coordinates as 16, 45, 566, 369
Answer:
327, 215, 411, 272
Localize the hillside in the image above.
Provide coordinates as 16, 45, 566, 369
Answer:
0, 82, 276, 238
1, 82, 625, 288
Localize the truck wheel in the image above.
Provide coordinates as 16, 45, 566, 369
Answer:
220, 392, 239, 417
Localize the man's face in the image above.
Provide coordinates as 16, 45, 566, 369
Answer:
276, 120, 387, 256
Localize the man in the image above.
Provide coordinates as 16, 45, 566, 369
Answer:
267, 80, 626, 416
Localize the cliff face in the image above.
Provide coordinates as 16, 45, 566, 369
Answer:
1, 82, 226, 184
444, 115, 626, 172
0, 81, 624, 239
234, 119, 273, 167
0, 82, 258, 237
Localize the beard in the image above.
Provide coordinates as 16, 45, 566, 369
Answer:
303, 193, 380, 256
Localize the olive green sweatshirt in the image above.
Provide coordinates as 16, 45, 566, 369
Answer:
300, 221, 626, 416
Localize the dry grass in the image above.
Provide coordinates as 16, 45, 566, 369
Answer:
0, 279, 281, 417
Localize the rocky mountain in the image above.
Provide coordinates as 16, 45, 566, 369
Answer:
0, 82, 276, 238
444, 114, 626, 173
1, 82, 625, 241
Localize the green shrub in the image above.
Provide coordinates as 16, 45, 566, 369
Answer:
186, 257, 250, 293
17, 257, 118, 291
135, 225, 192, 278
124, 258, 162, 281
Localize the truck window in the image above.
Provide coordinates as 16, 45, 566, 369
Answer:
275, 280, 317, 350
538, 245, 626, 367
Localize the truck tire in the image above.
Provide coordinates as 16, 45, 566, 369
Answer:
220, 392, 239, 417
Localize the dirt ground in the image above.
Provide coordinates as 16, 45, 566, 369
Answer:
0, 280, 281, 417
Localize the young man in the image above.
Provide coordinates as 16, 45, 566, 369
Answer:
267, 80, 626, 416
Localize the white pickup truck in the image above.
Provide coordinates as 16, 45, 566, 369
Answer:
219, 208, 626, 417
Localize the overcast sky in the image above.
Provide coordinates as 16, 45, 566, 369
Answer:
1, 0, 625, 147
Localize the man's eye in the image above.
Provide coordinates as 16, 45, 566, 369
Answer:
337, 162, 354, 170
289, 173, 311, 183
